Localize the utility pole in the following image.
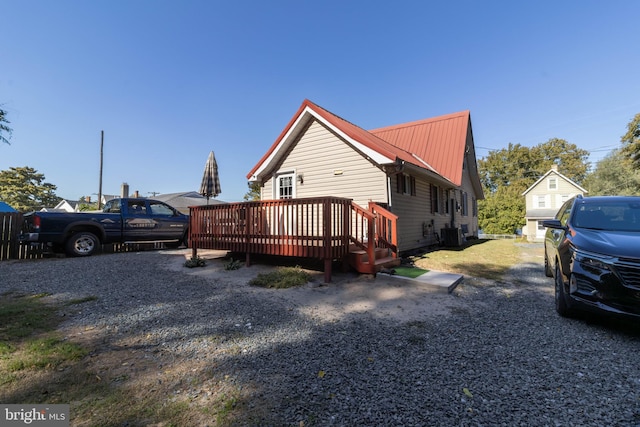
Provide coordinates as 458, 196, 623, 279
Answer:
98, 130, 104, 209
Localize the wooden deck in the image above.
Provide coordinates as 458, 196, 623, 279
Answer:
189, 196, 399, 282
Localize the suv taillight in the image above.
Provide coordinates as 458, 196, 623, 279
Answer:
32, 215, 41, 231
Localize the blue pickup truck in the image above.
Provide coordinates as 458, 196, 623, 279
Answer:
19, 198, 190, 256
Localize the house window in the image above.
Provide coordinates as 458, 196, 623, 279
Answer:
536, 195, 546, 208
444, 189, 450, 214
548, 177, 557, 190
397, 173, 416, 196
537, 220, 546, 230
276, 173, 294, 199
430, 184, 439, 213
461, 192, 468, 216
472, 197, 477, 217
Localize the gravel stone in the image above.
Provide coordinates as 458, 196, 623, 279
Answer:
2, 245, 640, 426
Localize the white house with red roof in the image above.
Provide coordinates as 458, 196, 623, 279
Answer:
247, 99, 484, 253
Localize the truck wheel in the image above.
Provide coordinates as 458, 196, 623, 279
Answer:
66, 232, 99, 257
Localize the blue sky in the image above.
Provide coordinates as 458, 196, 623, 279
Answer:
2, 0, 639, 203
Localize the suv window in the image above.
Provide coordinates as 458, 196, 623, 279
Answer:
557, 199, 573, 225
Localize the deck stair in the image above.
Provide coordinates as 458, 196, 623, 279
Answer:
348, 246, 401, 274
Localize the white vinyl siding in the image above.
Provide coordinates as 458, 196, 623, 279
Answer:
391, 167, 480, 253
525, 172, 584, 213
261, 120, 387, 207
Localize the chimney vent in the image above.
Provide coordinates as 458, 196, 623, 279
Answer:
121, 183, 129, 198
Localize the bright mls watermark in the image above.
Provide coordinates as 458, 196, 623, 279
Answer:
1, 405, 69, 426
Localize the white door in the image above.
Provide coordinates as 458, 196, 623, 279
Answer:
536, 220, 546, 240
275, 173, 295, 234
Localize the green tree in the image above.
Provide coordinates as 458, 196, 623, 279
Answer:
478, 186, 525, 234
479, 143, 534, 193
478, 138, 589, 234
532, 138, 590, 184
0, 107, 12, 145
243, 181, 261, 201
0, 166, 61, 212
621, 113, 640, 167
77, 196, 99, 211
582, 149, 640, 196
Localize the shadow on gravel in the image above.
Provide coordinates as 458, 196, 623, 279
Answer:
563, 311, 640, 338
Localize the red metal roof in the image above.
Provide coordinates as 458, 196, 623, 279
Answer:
370, 110, 471, 186
247, 100, 471, 187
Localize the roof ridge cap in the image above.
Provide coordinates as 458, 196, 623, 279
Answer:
369, 110, 469, 133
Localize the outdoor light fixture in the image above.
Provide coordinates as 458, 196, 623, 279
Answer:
297, 174, 304, 184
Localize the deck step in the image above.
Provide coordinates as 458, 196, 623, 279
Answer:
349, 247, 391, 262
348, 253, 401, 275
371, 256, 401, 268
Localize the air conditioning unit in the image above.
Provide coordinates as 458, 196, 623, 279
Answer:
441, 227, 462, 247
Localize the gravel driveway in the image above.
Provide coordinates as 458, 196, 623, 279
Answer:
2, 245, 640, 426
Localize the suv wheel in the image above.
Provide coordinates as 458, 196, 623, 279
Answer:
544, 249, 553, 277
554, 263, 573, 317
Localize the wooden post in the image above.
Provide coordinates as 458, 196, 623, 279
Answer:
98, 130, 104, 210
190, 208, 197, 259
323, 199, 332, 283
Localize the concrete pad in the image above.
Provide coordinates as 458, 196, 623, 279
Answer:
379, 270, 464, 293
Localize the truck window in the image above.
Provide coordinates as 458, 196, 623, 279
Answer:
149, 202, 175, 216
128, 201, 147, 216
103, 200, 121, 213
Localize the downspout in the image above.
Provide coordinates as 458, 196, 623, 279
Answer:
387, 176, 392, 208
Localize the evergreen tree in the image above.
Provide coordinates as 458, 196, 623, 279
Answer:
0, 166, 61, 212
0, 107, 11, 145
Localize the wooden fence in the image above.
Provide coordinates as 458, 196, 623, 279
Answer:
0, 212, 39, 260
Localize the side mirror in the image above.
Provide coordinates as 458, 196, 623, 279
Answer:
542, 219, 565, 230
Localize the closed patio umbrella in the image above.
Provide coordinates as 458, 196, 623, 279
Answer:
199, 151, 221, 203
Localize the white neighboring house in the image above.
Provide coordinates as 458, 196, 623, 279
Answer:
522, 165, 587, 241
42, 199, 80, 212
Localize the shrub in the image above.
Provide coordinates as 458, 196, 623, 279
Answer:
224, 258, 243, 270
184, 256, 206, 268
249, 266, 311, 289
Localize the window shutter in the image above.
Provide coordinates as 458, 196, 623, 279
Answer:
397, 173, 403, 193
410, 176, 416, 196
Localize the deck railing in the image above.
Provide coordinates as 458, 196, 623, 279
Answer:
190, 197, 398, 281
190, 197, 353, 281
368, 201, 398, 256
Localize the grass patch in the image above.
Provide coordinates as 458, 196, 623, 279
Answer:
392, 266, 430, 278
411, 239, 531, 281
0, 293, 57, 339
0, 292, 258, 425
249, 266, 311, 288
